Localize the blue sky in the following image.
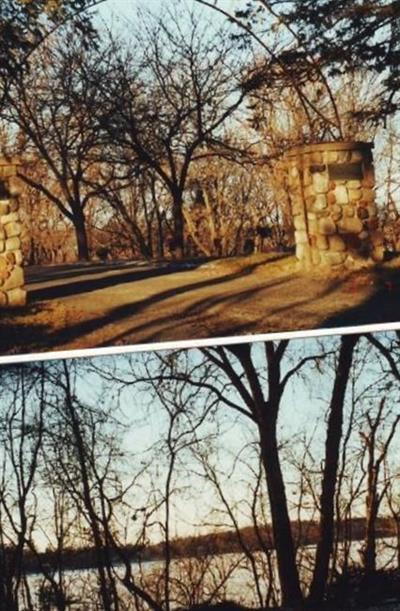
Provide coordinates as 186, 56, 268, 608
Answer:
67, 332, 399, 545
95, 0, 238, 28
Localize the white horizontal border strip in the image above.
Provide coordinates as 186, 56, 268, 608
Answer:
1, 320, 400, 365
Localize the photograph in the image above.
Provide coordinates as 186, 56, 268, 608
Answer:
0, 1, 400, 357
0, 331, 399, 610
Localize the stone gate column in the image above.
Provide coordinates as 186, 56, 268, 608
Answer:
285, 141, 383, 270
0, 158, 26, 307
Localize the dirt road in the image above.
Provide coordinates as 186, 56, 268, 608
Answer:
1, 253, 400, 357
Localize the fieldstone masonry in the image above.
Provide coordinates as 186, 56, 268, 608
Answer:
0, 158, 26, 307
285, 141, 383, 270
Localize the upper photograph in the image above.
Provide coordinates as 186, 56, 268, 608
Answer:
0, 0, 400, 358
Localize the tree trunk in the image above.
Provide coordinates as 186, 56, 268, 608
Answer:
72, 206, 90, 262
308, 335, 358, 605
172, 188, 184, 259
129, 224, 152, 259
259, 421, 304, 608
62, 363, 113, 611
156, 207, 165, 258
364, 484, 378, 574
232, 342, 303, 608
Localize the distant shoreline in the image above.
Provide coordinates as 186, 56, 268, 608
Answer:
17, 516, 398, 576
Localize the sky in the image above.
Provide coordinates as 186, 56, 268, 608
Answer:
64, 331, 400, 544
94, 0, 238, 29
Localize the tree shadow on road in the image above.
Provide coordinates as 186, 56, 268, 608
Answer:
27, 262, 199, 301
322, 265, 400, 328
40, 259, 280, 348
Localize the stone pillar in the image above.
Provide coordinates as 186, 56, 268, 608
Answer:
0, 159, 26, 307
285, 141, 383, 270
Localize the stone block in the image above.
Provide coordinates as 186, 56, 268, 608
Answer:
321, 251, 346, 266
0, 166, 15, 178
4, 251, 15, 265
331, 204, 343, 221
334, 185, 349, 205
328, 235, 346, 252
292, 202, 304, 215
347, 180, 362, 190
0, 212, 19, 225
8, 180, 21, 196
311, 248, 321, 265
327, 192, 336, 206
371, 245, 384, 262
338, 217, 363, 234
0, 257, 8, 279
0, 201, 10, 216
313, 172, 329, 193
326, 151, 338, 163
349, 189, 362, 202
5, 237, 21, 251
304, 185, 315, 198
311, 151, 323, 164
344, 254, 356, 270
367, 204, 377, 218
303, 170, 312, 187
0, 240, 4, 253
316, 234, 329, 250
308, 219, 318, 234
294, 216, 306, 230
288, 180, 298, 193
337, 151, 351, 162
357, 207, 369, 220
362, 188, 374, 202
314, 194, 327, 210
4, 221, 21, 238
3, 265, 24, 291
344, 205, 355, 217
296, 243, 307, 260
295, 230, 308, 244
14, 250, 23, 265
319, 217, 337, 235
6, 287, 26, 307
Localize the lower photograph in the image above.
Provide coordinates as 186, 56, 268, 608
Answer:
1, 331, 399, 611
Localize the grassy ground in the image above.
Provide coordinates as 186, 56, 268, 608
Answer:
1, 253, 400, 357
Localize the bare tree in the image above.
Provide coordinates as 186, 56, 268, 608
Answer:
3, 30, 121, 261
98, 4, 250, 259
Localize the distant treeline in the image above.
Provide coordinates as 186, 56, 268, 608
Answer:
3, 516, 396, 576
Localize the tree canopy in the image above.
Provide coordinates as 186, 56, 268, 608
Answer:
0, 0, 100, 95
199, 0, 400, 124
